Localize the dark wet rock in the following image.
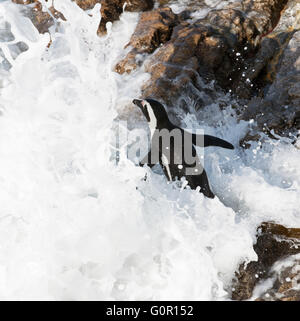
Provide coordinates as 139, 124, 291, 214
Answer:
97, 0, 124, 35
239, 29, 300, 138
264, 30, 300, 109
228, 0, 289, 35
98, 0, 154, 35
125, 0, 154, 12
233, 0, 299, 98
234, 0, 300, 146
232, 222, 300, 301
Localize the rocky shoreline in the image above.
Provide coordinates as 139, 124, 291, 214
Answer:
10, 0, 300, 301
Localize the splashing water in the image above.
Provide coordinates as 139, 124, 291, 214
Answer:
0, 0, 299, 300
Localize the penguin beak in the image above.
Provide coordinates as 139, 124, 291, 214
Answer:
133, 99, 143, 109
133, 99, 150, 122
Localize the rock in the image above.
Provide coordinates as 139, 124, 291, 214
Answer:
234, 0, 299, 96
115, 0, 289, 106
98, 0, 154, 35
97, 0, 124, 35
141, 6, 263, 105
74, 0, 101, 11
12, 0, 35, 3
11, 0, 66, 34
157, 0, 171, 6
157, 0, 208, 12
232, 222, 300, 301
125, 0, 154, 12
125, 6, 177, 53
30, 2, 66, 34
256, 256, 300, 301
228, 0, 300, 146
228, 0, 289, 35
239, 28, 300, 138
115, 7, 178, 74
12, 0, 154, 36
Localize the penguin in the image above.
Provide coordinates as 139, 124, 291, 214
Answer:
132, 98, 234, 198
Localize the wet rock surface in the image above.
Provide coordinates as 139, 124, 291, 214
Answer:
232, 222, 300, 300
11, 1, 154, 35
30, 2, 66, 34
256, 256, 300, 301
238, 0, 300, 140
12, 0, 66, 34
12, 0, 35, 3
74, 0, 101, 11
115, 7, 179, 74
115, 0, 290, 107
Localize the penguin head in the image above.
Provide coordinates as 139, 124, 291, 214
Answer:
133, 99, 169, 126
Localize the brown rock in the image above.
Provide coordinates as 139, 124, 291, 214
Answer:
232, 222, 300, 301
141, 10, 260, 104
97, 0, 124, 35
115, 7, 178, 74
157, 0, 170, 6
128, 7, 177, 53
125, 0, 154, 12
74, 0, 101, 10
256, 256, 300, 301
157, 0, 207, 12
115, 0, 289, 105
30, 2, 66, 34
235, 0, 289, 35
12, 0, 36, 4
12, 0, 154, 36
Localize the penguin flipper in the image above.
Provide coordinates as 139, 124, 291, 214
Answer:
203, 135, 234, 149
180, 128, 234, 149
187, 132, 234, 149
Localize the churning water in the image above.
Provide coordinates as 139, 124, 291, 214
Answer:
0, 0, 299, 300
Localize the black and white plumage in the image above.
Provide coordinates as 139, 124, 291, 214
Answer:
133, 98, 234, 198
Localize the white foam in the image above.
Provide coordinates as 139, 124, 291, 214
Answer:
0, 0, 299, 300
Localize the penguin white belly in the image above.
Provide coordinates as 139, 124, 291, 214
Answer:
144, 101, 157, 139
